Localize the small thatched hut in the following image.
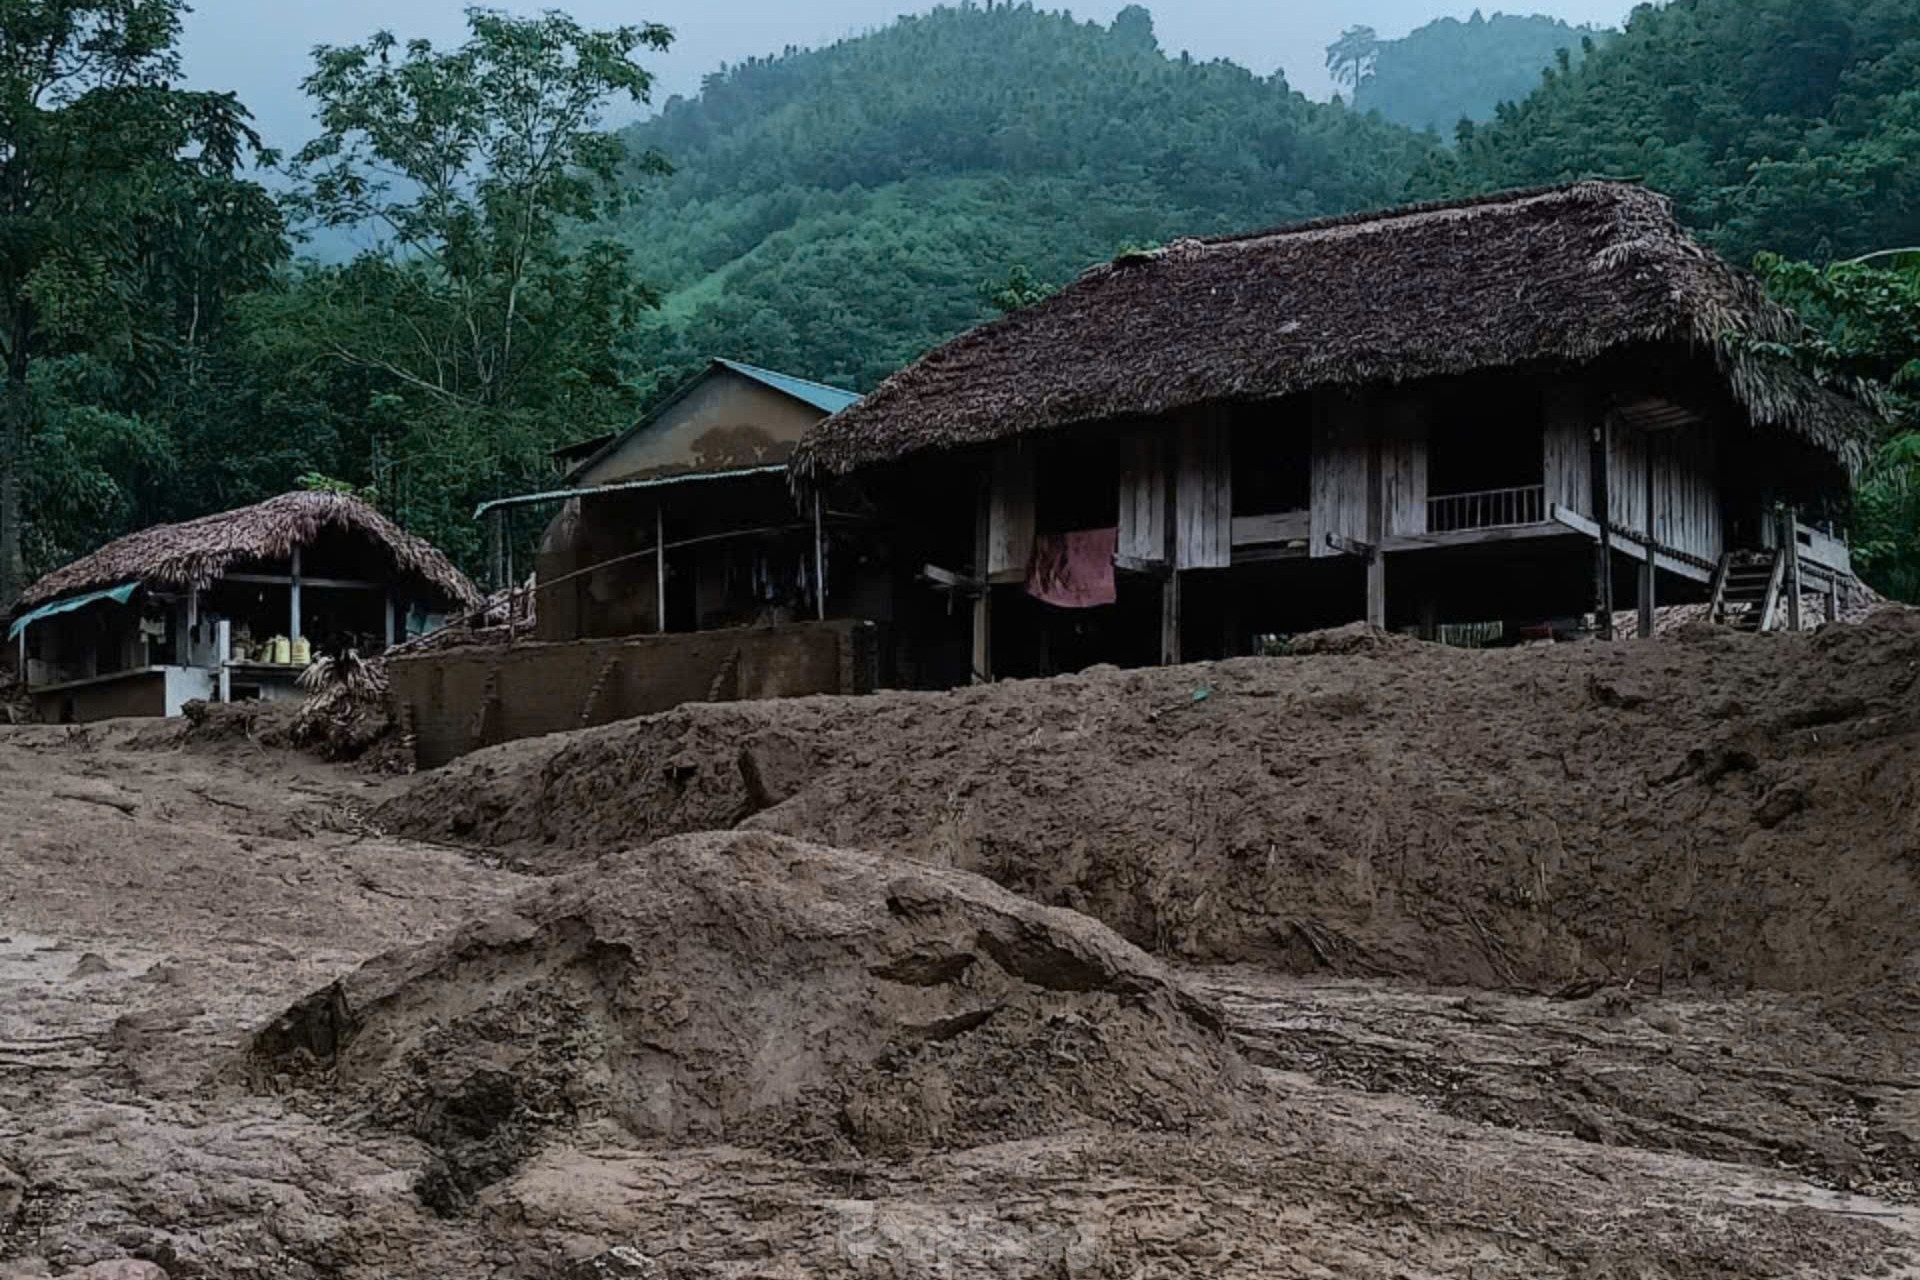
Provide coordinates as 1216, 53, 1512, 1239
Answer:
10, 491, 480, 723
792, 181, 1883, 684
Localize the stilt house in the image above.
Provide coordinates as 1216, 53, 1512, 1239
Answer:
792, 183, 1881, 683
10, 491, 480, 722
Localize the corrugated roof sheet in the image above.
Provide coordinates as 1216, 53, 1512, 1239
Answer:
714, 359, 862, 415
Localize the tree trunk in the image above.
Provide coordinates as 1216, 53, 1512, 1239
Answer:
0, 362, 26, 612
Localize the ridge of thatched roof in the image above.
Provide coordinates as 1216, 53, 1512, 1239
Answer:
13, 491, 483, 615
794, 182, 1882, 479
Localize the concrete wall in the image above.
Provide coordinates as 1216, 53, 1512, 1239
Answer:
389, 620, 880, 769
34, 672, 168, 724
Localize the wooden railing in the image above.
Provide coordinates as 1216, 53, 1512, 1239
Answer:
1427, 485, 1547, 534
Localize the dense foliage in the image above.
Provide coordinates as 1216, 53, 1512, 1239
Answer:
1, 0, 284, 600
1342, 12, 1606, 134
1756, 253, 1920, 600
1420, 0, 1920, 264
606, 3, 1438, 393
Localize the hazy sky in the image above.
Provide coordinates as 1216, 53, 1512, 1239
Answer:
181, 1, 1633, 154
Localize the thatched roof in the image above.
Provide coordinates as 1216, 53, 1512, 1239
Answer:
13, 491, 483, 615
794, 182, 1881, 479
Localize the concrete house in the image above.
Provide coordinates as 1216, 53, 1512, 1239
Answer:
10, 491, 480, 723
791, 182, 1881, 684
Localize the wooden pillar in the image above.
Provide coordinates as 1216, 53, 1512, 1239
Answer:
655, 504, 668, 635
1592, 414, 1615, 639
384, 594, 398, 649
1638, 439, 1656, 639
1784, 509, 1804, 632
972, 471, 992, 683
1161, 433, 1181, 665
489, 508, 506, 592
215, 620, 231, 703
1366, 415, 1386, 630
813, 491, 827, 622
289, 546, 303, 642
16, 627, 25, 687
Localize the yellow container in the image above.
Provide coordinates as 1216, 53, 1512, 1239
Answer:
291, 636, 312, 667
269, 635, 291, 665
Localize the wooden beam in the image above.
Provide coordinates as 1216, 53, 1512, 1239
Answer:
920, 563, 982, 592
1548, 506, 1714, 584
224, 573, 386, 591
1231, 511, 1311, 548
1323, 532, 1376, 559
1378, 523, 1567, 553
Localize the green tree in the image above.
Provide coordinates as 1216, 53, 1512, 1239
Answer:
0, 0, 282, 604
1325, 26, 1379, 100
1756, 251, 1920, 600
983, 264, 1055, 316
283, 7, 674, 563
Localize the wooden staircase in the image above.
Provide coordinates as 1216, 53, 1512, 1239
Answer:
1709, 549, 1786, 633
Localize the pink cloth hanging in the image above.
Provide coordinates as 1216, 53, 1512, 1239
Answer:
1026, 527, 1118, 609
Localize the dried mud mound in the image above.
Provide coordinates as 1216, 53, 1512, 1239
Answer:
244, 831, 1244, 1211
383, 610, 1920, 994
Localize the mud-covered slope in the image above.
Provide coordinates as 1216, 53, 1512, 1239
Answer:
382, 612, 1920, 992
245, 832, 1245, 1211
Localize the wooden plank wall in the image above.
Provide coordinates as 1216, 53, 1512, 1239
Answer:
1542, 384, 1592, 517
1310, 391, 1371, 558
985, 444, 1036, 579
1606, 420, 1650, 536
1118, 429, 1167, 563
1174, 409, 1232, 569
1652, 427, 1723, 564
1380, 396, 1428, 538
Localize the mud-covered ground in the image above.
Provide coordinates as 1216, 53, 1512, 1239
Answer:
4, 695, 1920, 1278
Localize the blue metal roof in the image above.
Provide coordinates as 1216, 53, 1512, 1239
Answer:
713, 359, 862, 415
10, 581, 138, 641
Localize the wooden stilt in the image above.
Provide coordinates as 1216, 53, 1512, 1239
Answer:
655, 504, 667, 635
1161, 569, 1182, 666
1366, 413, 1387, 629
813, 491, 827, 622
1593, 414, 1615, 639
289, 546, 303, 643
1638, 442, 1656, 639
972, 472, 992, 683
1783, 509, 1804, 632
489, 508, 506, 592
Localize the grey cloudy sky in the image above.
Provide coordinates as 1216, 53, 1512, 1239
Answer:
183, 2, 1631, 153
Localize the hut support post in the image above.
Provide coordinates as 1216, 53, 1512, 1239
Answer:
813, 491, 827, 622
1366, 419, 1386, 630
972, 473, 992, 683
655, 504, 668, 635
1161, 571, 1182, 666
15, 627, 24, 686
1638, 441, 1656, 639
385, 594, 398, 649
1782, 508, 1804, 632
1592, 415, 1615, 639
215, 620, 231, 703
289, 546, 303, 642
489, 509, 506, 592
1161, 435, 1181, 665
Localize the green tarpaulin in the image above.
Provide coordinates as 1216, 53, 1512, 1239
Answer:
8, 582, 139, 641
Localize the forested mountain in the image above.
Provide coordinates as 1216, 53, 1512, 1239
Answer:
1343, 12, 1607, 134
1419, 0, 1920, 264
606, 4, 1438, 393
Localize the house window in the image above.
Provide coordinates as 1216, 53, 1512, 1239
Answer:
1231, 401, 1311, 516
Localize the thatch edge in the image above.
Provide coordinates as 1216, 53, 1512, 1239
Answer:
13, 491, 484, 616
